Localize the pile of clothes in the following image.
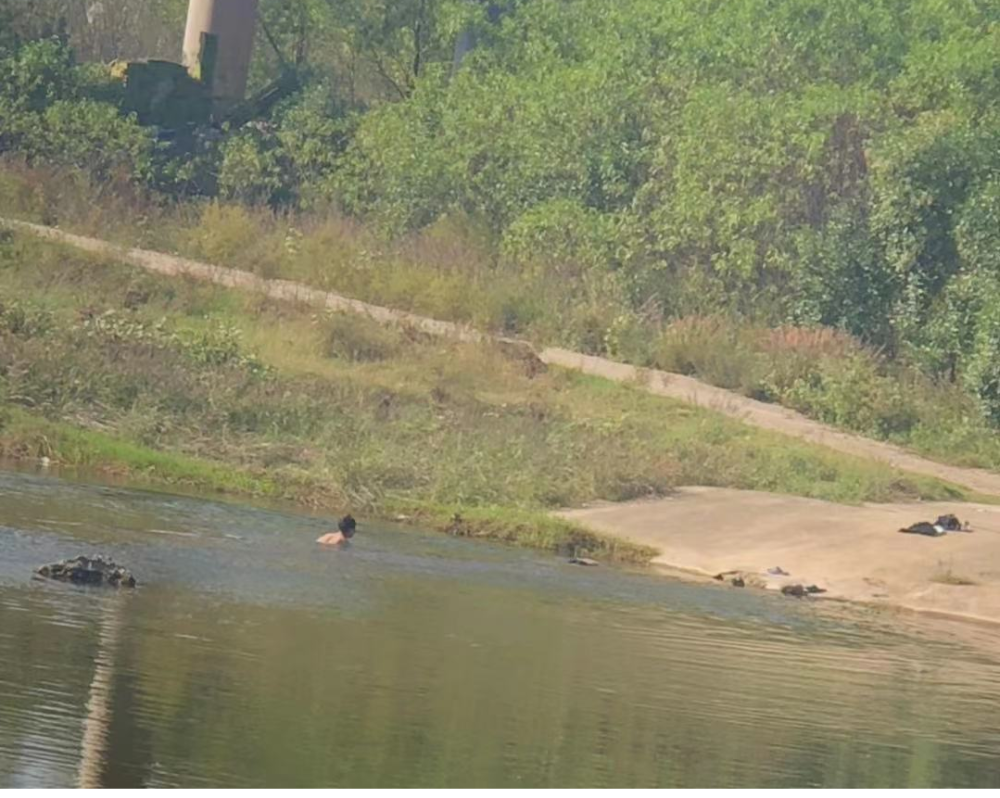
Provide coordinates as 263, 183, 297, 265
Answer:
898, 514, 971, 537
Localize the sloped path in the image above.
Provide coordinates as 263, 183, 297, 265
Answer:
6, 217, 1000, 498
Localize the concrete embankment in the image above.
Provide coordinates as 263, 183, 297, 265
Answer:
558, 487, 1000, 625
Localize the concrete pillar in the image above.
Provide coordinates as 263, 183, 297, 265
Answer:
182, 0, 259, 110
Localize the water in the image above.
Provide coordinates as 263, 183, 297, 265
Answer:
2, 469, 1000, 788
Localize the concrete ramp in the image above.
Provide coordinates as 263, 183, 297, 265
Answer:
558, 487, 1000, 624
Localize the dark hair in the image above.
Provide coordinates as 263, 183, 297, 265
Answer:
338, 515, 357, 537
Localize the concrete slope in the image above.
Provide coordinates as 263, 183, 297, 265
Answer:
558, 487, 1000, 625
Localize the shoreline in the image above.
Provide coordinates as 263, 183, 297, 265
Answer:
0, 437, 657, 565
8, 451, 1000, 629
649, 560, 1000, 630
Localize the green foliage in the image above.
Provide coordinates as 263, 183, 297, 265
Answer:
180, 323, 268, 373
963, 293, 1000, 426
273, 86, 355, 205
501, 199, 618, 277
646, 314, 1000, 464
216, 88, 356, 207
184, 203, 287, 275
0, 2, 64, 53
870, 112, 1000, 317
252, 0, 468, 102
6, 0, 1000, 460
0, 39, 155, 181
791, 204, 897, 345
79, 308, 267, 375
33, 100, 154, 179
782, 354, 919, 439
218, 126, 291, 207
653, 317, 761, 392
0, 38, 76, 112
0, 298, 53, 338
956, 178, 1000, 278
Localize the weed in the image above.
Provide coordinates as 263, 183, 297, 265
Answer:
323, 313, 406, 362
0, 299, 53, 338
931, 561, 978, 586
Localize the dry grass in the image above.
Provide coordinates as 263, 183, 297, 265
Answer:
931, 561, 979, 587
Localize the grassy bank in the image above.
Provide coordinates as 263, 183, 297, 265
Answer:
0, 233, 971, 561
0, 408, 653, 562
4, 163, 1000, 479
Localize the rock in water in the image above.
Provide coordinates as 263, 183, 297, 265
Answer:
568, 557, 600, 566
36, 555, 136, 588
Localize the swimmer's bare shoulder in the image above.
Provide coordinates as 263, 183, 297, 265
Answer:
316, 514, 357, 546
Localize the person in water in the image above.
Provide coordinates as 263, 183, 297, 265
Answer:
317, 515, 357, 546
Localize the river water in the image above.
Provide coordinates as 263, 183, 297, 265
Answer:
2, 468, 1000, 788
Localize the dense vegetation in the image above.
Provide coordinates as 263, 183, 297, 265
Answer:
2, 0, 1000, 469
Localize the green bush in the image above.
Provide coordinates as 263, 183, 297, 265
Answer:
964, 298, 1000, 426
956, 178, 1000, 278
218, 126, 291, 207
34, 100, 154, 180
783, 354, 919, 438
184, 203, 286, 276
754, 326, 861, 401
179, 323, 267, 374
501, 199, 618, 278
0, 38, 76, 113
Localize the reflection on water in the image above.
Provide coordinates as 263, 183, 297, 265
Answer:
2, 470, 1000, 787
